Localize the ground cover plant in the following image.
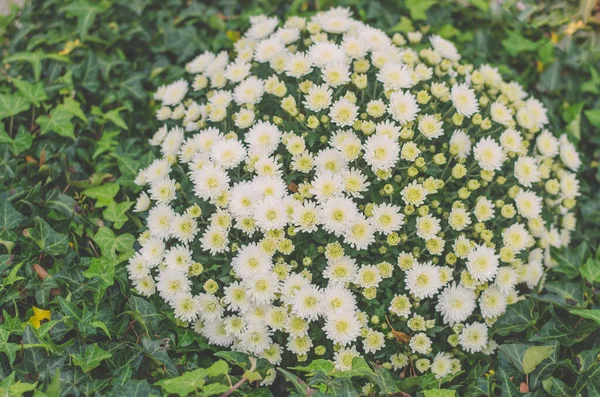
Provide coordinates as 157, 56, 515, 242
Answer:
0, 0, 599, 396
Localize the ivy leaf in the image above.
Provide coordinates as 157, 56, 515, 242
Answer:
0, 94, 30, 120
23, 217, 69, 256
423, 390, 456, 397
523, 346, 555, 374
102, 200, 134, 229
11, 79, 48, 106
570, 310, 600, 326
496, 367, 521, 396
82, 183, 119, 207
5, 51, 45, 81
108, 380, 160, 397
290, 359, 334, 375
0, 329, 20, 365
0, 125, 34, 155
501, 31, 539, 56
36, 107, 75, 140
552, 243, 590, 279
141, 338, 178, 377
584, 109, 600, 127
70, 344, 112, 373
93, 130, 120, 159
82, 257, 117, 303
493, 299, 536, 335
93, 227, 134, 260
61, 98, 88, 123
63, 2, 108, 42
0, 199, 25, 232
405, 0, 436, 20
156, 361, 229, 397
580, 257, 600, 283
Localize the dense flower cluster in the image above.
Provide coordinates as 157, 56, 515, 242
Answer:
129, 8, 581, 379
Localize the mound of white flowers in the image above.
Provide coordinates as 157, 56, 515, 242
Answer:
129, 8, 581, 379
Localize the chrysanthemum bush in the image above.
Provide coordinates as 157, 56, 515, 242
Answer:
128, 7, 582, 381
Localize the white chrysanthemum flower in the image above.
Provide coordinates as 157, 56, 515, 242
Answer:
134, 191, 151, 212
499, 128, 523, 154
309, 42, 346, 67
490, 101, 513, 126
405, 262, 442, 299
473, 137, 506, 171
431, 352, 454, 379
474, 197, 495, 222
127, 253, 151, 280
514, 156, 540, 187
495, 267, 519, 293
239, 323, 272, 356
147, 204, 175, 240
344, 216, 376, 250
436, 283, 476, 325
389, 294, 412, 317
448, 207, 472, 231
231, 243, 272, 279
466, 244, 499, 282
173, 293, 200, 322
371, 203, 405, 234
341, 168, 370, 198
409, 332, 432, 354
200, 224, 229, 254
244, 272, 280, 304
430, 35, 460, 61
363, 329, 385, 354
377, 63, 413, 91
355, 265, 382, 289
324, 311, 361, 346
290, 285, 323, 321
479, 286, 507, 319
170, 214, 199, 243
401, 181, 428, 207
515, 190, 542, 219
449, 129, 471, 160
254, 197, 288, 231
363, 134, 400, 172
418, 114, 444, 140
324, 256, 358, 285
388, 90, 419, 124
416, 214, 441, 240
322, 62, 351, 87
451, 83, 478, 117
559, 134, 581, 171
329, 98, 359, 127
245, 121, 281, 156
334, 346, 360, 371
536, 130, 559, 158
160, 79, 188, 106
459, 322, 488, 353
285, 52, 313, 78
502, 223, 533, 253
210, 139, 246, 169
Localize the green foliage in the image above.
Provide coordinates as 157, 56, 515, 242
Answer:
0, 0, 599, 395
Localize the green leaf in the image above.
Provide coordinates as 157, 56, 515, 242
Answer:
467, 0, 489, 12
61, 98, 88, 123
543, 377, 573, 396
45, 190, 76, 219
389, 16, 414, 33
5, 51, 45, 81
63, 2, 108, 41
584, 109, 600, 127
141, 338, 178, 377
0, 329, 20, 365
0, 199, 25, 232
36, 107, 75, 140
405, 0, 436, 20
580, 257, 600, 283
23, 217, 69, 256
501, 31, 539, 56
11, 79, 48, 106
423, 390, 456, 397
93, 227, 134, 260
157, 361, 229, 397
102, 200, 134, 229
82, 183, 119, 207
290, 359, 334, 375
493, 299, 536, 335
496, 367, 521, 396
0, 125, 34, 155
523, 346, 555, 374
552, 243, 590, 279
570, 310, 600, 326
83, 257, 117, 303
108, 380, 159, 397
70, 343, 112, 373
0, 94, 30, 120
